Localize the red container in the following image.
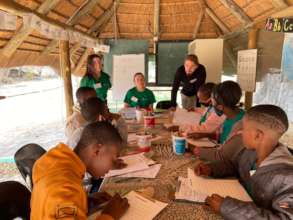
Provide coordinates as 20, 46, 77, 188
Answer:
144, 116, 155, 128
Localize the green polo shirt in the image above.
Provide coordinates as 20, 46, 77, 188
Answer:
80, 72, 111, 101
124, 87, 156, 108
220, 109, 245, 144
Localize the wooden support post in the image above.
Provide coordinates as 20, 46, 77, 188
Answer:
245, 28, 258, 110
153, 0, 160, 54
59, 40, 74, 118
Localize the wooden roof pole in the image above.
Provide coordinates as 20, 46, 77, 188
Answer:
193, 8, 204, 39
153, 0, 160, 54
205, 7, 230, 34
0, 0, 98, 41
218, 0, 251, 24
245, 27, 258, 110
41, 0, 101, 57
59, 40, 74, 118
0, 0, 61, 58
73, 48, 91, 75
72, 1, 120, 75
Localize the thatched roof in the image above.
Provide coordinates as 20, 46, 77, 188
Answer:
0, 0, 292, 76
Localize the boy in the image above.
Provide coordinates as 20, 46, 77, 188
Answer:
68, 97, 128, 148
31, 122, 129, 220
195, 104, 293, 219
65, 87, 96, 138
187, 81, 245, 162
180, 82, 226, 134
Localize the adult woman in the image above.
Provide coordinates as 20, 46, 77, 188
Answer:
80, 54, 111, 102
124, 72, 156, 110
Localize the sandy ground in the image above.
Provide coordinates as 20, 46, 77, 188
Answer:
0, 78, 67, 158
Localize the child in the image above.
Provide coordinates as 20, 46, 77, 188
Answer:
195, 104, 293, 219
68, 97, 128, 148
124, 72, 156, 111
180, 82, 226, 134
31, 122, 129, 220
187, 81, 245, 161
65, 87, 96, 138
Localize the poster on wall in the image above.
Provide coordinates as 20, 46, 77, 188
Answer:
266, 18, 293, 33
237, 49, 257, 92
112, 54, 145, 100
281, 33, 293, 80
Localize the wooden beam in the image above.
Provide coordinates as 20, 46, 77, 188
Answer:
205, 7, 230, 34
41, 0, 100, 56
89, 0, 120, 34
154, 0, 160, 38
69, 1, 120, 58
59, 40, 74, 117
70, 0, 120, 59
271, 5, 293, 18
73, 48, 91, 75
193, 8, 204, 38
244, 28, 258, 110
0, 0, 98, 41
271, 0, 288, 10
153, 0, 160, 53
0, 0, 61, 57
37, 0, 61, 14
113, 0, 120, 40
67, 0, 100, 26
218, 0, 251, 24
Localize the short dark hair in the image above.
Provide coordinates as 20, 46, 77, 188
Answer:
246, 104, 289, 134
74, 121, 122, 153
76, 87, 96, 100
185, 54, 199, 65
212, 81, 242, 108
199, 82, 216, 98
81, 97, 106, 123
133, 72, 144, 80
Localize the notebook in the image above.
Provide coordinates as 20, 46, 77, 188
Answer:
188, 168, 251, 202
175, 169, 252, 203
104, 153, 155, 177
121, 191, 168, 220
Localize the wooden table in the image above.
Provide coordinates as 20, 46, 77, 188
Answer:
99, 113, 223, 220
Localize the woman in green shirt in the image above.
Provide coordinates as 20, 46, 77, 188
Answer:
80, 54, 111, 102
124, 72, 156, 110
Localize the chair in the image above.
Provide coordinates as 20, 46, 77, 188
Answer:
0, 181, 31, 220
156, 100, 172, 110
14, 143, 46, 190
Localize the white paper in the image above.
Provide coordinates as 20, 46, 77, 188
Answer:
187, 168, 252, 202
237, 49, 258, 92
104, 153, 155, 177
175, 177, 206, 203
118, 164, 161, 178
121, 191, 168, 220
120, 108, 137, 120
173, 108, 201, 126
187, 138, 217, 148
